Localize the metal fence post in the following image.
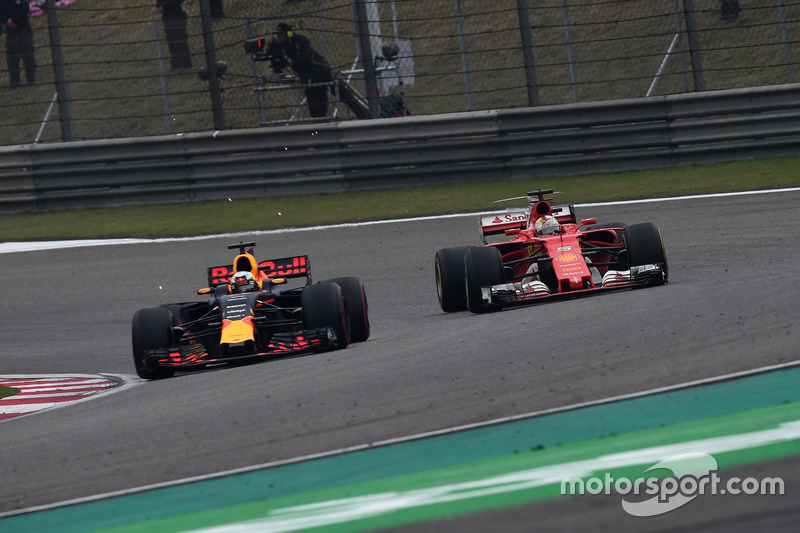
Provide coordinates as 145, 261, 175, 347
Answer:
245, 15, 267, 125
199, 0, 225, 130
354, 0, 380, 118
315, 0, 328, 59
516, 0, 540, 106
673, 0, 690, 93
454, 0, 474, 111
154, 21, 174, 135
562, 0, 579, 103
682, 0, 706, 91
777, 0, 796, 83
45, 0, 76, 142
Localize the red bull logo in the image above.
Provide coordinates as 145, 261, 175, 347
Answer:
208, 255, 310, 286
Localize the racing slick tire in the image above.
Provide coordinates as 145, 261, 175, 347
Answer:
465, 246, 505, 314
327, 277, 370, 343
435, 246, 471, 312
302, 281, 351, 350
623, 222, 669, 281
131, 307, 177, 380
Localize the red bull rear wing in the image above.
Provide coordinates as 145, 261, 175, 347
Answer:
208, 255, 310, 286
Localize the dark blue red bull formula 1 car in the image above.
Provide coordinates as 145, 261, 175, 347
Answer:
132, 241, 369, 379
435, 189, 668, 313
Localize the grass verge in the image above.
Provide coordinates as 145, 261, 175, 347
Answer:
2, 156, 799, 241
0, 386, 20, 399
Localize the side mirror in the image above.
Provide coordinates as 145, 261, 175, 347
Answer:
580, 218, 597, 226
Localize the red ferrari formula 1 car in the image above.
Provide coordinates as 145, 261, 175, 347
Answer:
435, 189, 668, 313
131, 241, 369, 379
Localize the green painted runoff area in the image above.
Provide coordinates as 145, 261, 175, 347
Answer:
2, 367, 798, 533
0, 385, 19, 400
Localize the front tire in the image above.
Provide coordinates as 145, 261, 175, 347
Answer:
302, 281, 351, 350
623, 222, 669, 281
435, 246, 471, 312
131, 307, 176, 380
465, 246, 505, 314
327, 277, 370, 343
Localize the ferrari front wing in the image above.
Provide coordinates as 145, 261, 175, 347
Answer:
482, 264, 666, 308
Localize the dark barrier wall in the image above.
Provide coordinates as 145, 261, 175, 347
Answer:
2, 83, 799, 213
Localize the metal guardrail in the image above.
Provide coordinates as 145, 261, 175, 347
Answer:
2, 84, 800, 214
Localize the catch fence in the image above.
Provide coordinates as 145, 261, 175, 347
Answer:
1, 0, 799, 145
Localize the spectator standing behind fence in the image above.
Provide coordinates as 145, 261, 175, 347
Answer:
0, 0, 35, 88
720, 0, 740, 23
157, 0, 192, 70
273, 23, 333, 119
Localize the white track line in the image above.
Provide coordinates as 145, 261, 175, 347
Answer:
2, 188, 799, 254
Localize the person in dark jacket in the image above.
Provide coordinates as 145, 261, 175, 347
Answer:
0, 0, 35, 88
273, 22, 333, 118
157, 0, 192, 70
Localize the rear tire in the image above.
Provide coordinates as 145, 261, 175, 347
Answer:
327, 277, 370, 342
435, 246, 470, 312
465, 246, 505, 314
302, 281, 351, 350
623, 222, 669, 281
131, 307, 176, 380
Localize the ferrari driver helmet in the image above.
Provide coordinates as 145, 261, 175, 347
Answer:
534, 215, 559, 236
230, 271, 258, 293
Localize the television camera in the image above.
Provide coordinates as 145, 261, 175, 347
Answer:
243, 37, 402, 76
244, 36, 289, 74
243, 35, 407, 121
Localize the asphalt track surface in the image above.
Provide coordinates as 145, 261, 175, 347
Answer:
1, 190, 798, 531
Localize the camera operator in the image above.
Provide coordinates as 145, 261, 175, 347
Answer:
272, 23, 333, 119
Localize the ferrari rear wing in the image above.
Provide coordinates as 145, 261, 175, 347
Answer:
479, 211, 528, 238
480, 204, 577, 241
208, 255, 311, 286
552, 205, 577, 224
